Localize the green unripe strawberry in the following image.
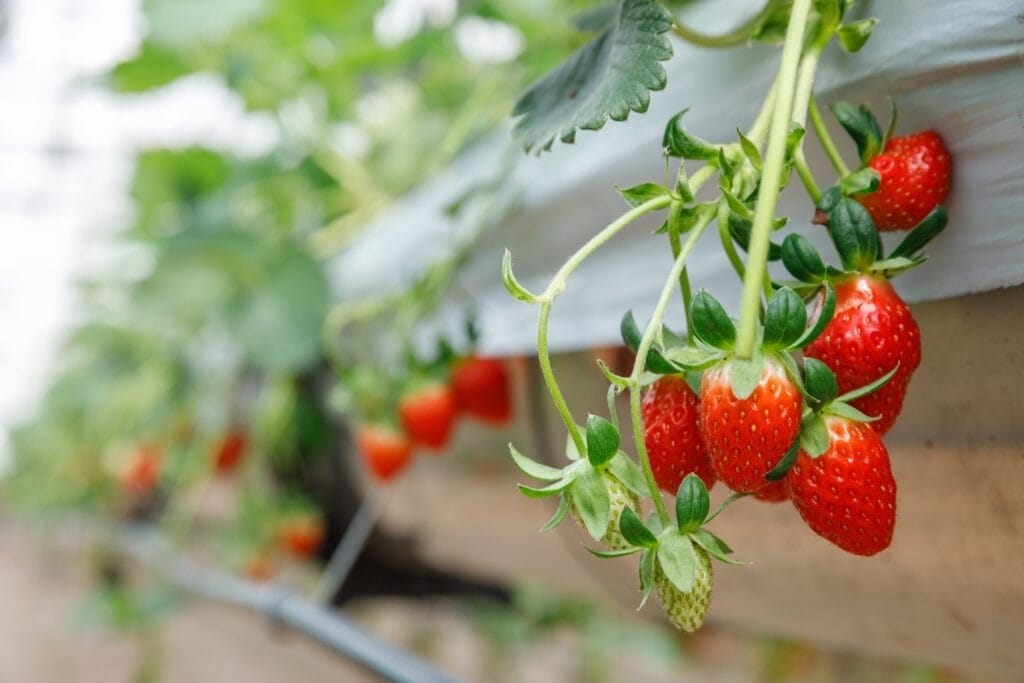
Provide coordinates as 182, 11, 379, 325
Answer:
654, 546, 714, 632
569, 473, 639, 550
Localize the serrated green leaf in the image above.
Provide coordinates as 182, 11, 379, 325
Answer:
663, 109, 719, 160
572, 466, 611, 539
657, 532, 697, 594
690, 528, 742, 564
607, 453, 649, 498
542, 496, 571, 531
617, 182, 672, 208
800, 413, 830, 458
675, 474, 710, 534
638, 548, 656, 609
512, 0, 674, 153
837, 17, 878, 53
763, 287, 808, 349
586, 414, 620, 467
889, 206, 948, 260
803, 358, 838, 405
690, 290, 736, 351
619, 506, 659, 547
729, 349, 764, 401
571, 2, 616, 32
509, 443, 565, 481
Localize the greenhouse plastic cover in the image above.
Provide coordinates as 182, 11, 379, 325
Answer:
328, 0, 1024, 356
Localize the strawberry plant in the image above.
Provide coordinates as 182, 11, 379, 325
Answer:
503, 0, 950, 631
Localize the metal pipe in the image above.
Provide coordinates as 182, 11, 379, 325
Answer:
313, 486, 387, 603
117, 525, 460, 683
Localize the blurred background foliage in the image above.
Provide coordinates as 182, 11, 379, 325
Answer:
3, 0, 594, 571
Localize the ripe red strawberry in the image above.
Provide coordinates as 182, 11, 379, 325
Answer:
212, 428, 247, 474
451, 356, 512, 425
398, 383, 457, 451
700, 356, 801, 493
785, 416, 897, 556
121, 445, 162, 494
357, 424, 414, 481
276, 517, 324, 559
803, 275, 920, 435
753, 479, 788, 503
857, 131, 950, 231
641, 375, 715, 493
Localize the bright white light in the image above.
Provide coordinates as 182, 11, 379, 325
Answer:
328, 122, 372, 161
454, 16, 524, 65
373, 0, 456, 48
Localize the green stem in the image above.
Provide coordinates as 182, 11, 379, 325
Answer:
667, 224, 694, 345
672, 0, 783, 48
747, 74, 779, 147
630, 206, 716, 525
536, 303, 585, 454
686, 163, 718, 198
716, 201, 746, 281
793, 154, 822, 201
809, 98, 851, 177
735, 0, 814, 359
537, 195, 673, 453
791, 49, 824, 201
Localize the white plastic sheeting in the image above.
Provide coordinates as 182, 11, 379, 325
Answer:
328, 0, 1024, 356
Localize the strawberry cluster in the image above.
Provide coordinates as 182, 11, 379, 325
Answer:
356, 356, 514, 482
635, 102, 950, 561
508, 97, 951, 634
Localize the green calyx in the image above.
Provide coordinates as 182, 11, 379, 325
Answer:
510, 420, 651, 542
783, 204, 949, 286
784, 358, 900, 461
830, 101, 884, 165
589, 473, 739, 608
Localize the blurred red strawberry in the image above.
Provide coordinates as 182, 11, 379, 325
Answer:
213, 428, 247, 474
452, 356, 512, 425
